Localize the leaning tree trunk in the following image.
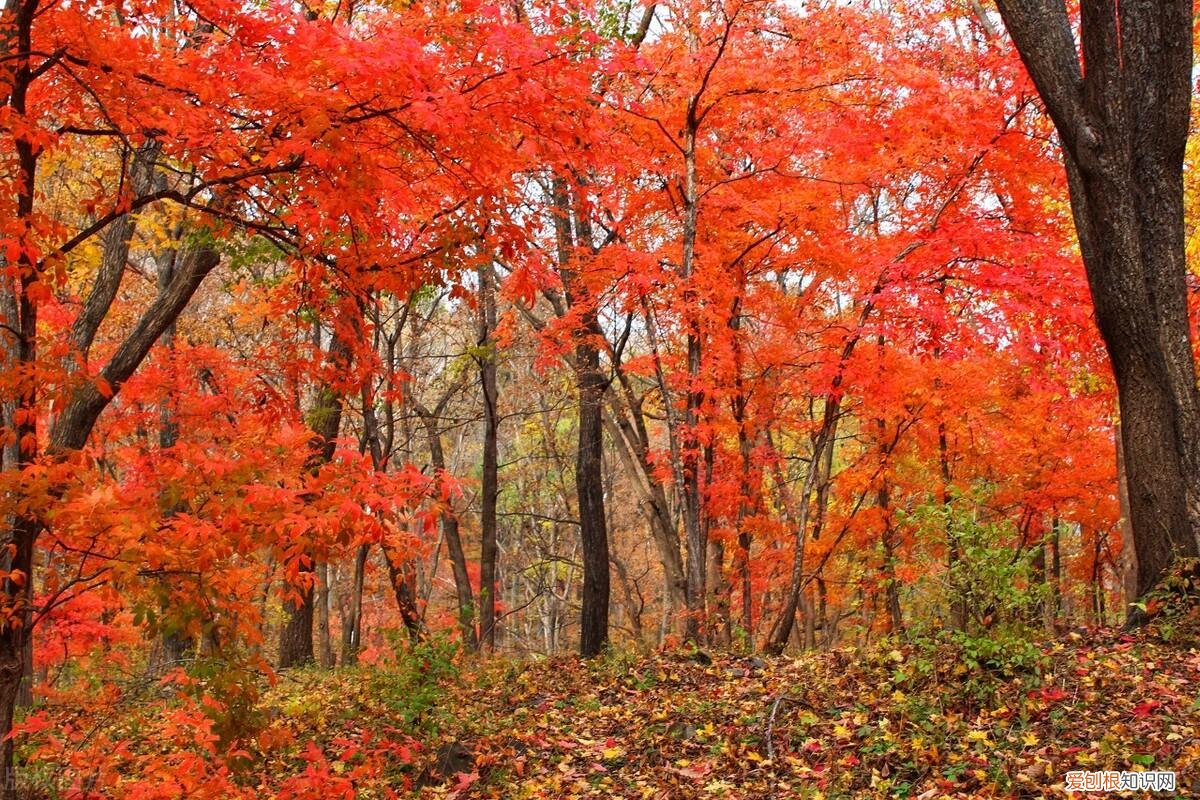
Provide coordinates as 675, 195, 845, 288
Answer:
994, 0, 1200, 607
763, 402, 838, 655
413, 399, 478, 650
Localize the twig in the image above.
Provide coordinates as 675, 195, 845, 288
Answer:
765, 694, 810, 800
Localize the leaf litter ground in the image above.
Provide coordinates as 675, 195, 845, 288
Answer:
414, 631, 1200, 799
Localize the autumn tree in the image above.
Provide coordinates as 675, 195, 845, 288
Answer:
993, 0, 1200, 604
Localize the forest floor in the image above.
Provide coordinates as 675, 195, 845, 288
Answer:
22, 610, 1200, 798
404, 629, 1200, 799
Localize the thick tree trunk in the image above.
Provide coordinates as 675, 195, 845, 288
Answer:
995, 0, 1200, 608
678, 120, 708, 644
0, 8, 39, 785
706, 537, 731, 648
278, 576, 315, 668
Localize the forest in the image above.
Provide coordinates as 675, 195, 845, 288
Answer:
3, 0, 1200, 797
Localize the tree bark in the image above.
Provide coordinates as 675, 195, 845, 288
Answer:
550, 176, 610, 657
603, 385, 685, 622
316, 562, 334, 667
413, 398, 478, 649
280, 329, 349, 668
477, 263, 500, 651
763, 403, 838, 655
340, 544, 369, 665
386, 551, 426, 640
994, 0, 1200, 607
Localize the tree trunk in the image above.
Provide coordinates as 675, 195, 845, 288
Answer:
731, 324, 755, 642
995, 0, 1200, 609
477, 262, 500, 651
549, 176, 611, 657
281, 327, 349, 668
603, 392, 685, 622
316, 562, 334, 667
706, 537, 731, 648
878, 480, 903, 636
386, 550, 426, 640
1049, 520, 1063, 630
278, 576, 315, 669
152, 231, 195, 672
413, 401, 478, 650
575, 341, 610, 657
340, 544, 369, 665
678, 117, 708, 644
763, 402, 838, 655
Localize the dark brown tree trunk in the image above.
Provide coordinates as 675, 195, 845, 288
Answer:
477, 263, 500, 651
995, 0, 1200, 610
2, 6, 48, 784
386, 551, 426, 640
278, 577, 315, 668
575, 336, 610, 657
280, 329, 349, 668
878, 479, 903, 636
550, 176, 610, 657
